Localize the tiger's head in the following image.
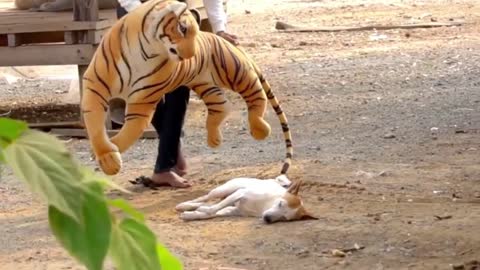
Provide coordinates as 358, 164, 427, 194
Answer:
143, 0, 199, 61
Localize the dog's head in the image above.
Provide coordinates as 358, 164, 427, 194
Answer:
274, 174, 292, 188
262, 180, 318, 224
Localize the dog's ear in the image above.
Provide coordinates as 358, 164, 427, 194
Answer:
287, 179, 303, 195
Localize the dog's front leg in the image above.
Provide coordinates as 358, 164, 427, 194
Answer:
176, 195, 210, 212
196, 189, 246, 215
215, 206, 240, 217
180, 206, 240, 221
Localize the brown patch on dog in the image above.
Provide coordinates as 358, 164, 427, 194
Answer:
285, 179, 318, 221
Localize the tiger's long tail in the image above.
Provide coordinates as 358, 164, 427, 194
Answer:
254, 69, 293, 175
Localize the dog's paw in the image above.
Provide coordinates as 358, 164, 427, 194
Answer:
180, 211, 209, 221
175, 202, 200, 212
196, 205, 215, 214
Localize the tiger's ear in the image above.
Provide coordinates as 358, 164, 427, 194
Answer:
167, 1, 187, 17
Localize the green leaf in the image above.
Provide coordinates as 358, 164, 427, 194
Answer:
109, 218, 163, 270
108, 198, 145, 222
0, 148, 5, 163
4, 129, 87, 221
48, 182, 111, 270
156, 243, 183, 270
82, 168, 131, 194
0, 117, 27, 147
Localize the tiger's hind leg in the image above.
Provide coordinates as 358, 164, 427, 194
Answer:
235, 73, 271, 140
191, 84, 232, 148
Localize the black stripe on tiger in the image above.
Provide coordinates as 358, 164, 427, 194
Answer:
272, 105, 283, 115
93, 64, 111, 96
125, 26, 131, 53
125, 113, 150, 121
285, 139, 292, 147
190, 82, 209, 89
265, 89, 275, 99
207, 108, 223, 114
144, 72, 177, 100
129, 71, 174, 98
211, 39, 231, 87
128, 101, 158, 105
243, 89, 263, 100
83, 77, 94, 83
141, 4, 158, 44
238, 78, 257, 96
132, 58, 168, 87
108, 37, 124, 94
86, 87, 109, 107
139, 33, 159, 60
281, 123, 290, 132
199, 87, 221, 99
120, 23, 133, 87
281, 163, 290, 174
101, 41, 110, 72
205, 100, 227, 106
225, 46, 242, 86
216, 41, 235, 88
155, 15, 171, 41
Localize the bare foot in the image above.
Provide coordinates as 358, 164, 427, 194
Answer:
174, 142, 188, 176
217, 31, 239, 46
150, 171, 192, 188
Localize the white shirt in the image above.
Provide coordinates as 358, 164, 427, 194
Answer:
118, 0, 227, 33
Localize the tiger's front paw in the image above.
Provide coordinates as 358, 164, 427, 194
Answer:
250, 117, 271, 140
97, 151, 123, 175
207, 128, 223, 148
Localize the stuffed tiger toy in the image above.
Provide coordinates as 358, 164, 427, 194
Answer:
81, 0, 293, 176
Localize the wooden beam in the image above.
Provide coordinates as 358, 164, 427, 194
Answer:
0, 44, 97, 66
0, 19, 113, 34
1, 31, 65, 46
275, 21, 463, 33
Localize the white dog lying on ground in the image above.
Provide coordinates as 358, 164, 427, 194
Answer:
175, 175, 317, 223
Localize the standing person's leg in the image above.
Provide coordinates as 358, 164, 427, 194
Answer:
116, 2, 191, 188
149, 86, 191, 188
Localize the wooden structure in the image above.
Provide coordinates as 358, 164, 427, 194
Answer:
0, 0, 223, 138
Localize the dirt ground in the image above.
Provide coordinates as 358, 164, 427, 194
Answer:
1, 0, 480, 269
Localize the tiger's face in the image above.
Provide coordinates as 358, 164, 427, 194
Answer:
147, 1, 199, 61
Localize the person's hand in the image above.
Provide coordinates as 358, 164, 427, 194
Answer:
217, 31, 239, 46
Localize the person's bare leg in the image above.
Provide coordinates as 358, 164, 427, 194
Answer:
149, 86, 191, 188
174, 140, 187, 176
150, 170, 191, 188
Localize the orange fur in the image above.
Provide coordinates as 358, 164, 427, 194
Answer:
285, 180, 318, 221
81, 0, 293, 176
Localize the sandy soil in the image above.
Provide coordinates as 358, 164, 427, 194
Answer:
1, 0, 480, 269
